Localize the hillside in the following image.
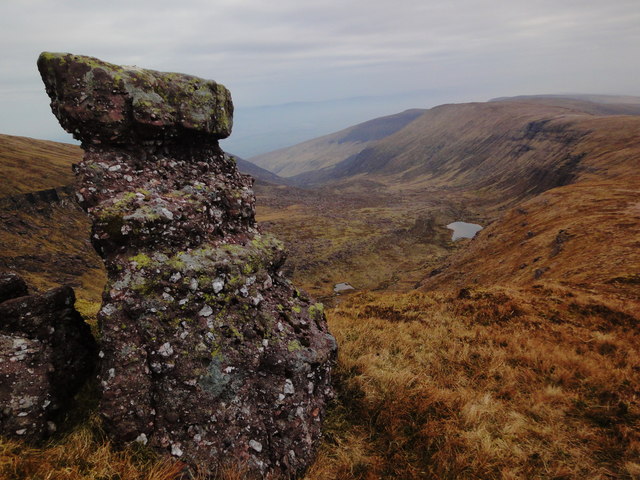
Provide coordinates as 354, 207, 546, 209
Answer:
0, 134, 287, 196
491, 94, 640, 116
0, 135, 287, 301
421, 177, 640, 297
0, 134, 80, 197
258, 100, 640, 300
249, 109, 425, 177
3, 98, 639, 300
292, 101, 640, 198
232, 154, 289, 185
1, 96, 639, 479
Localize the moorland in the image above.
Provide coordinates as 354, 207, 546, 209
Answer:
1, 94, 639, 479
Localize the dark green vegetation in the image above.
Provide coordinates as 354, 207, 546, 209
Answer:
1, 94, 639, 478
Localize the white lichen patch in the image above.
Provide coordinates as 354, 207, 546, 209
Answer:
158, 342, 174, 357
249, 439, 263, 452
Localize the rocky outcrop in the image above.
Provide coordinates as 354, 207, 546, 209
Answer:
0, 272, 28, 303
0, 273, 97, 442
39, 52, 336, 478
0, 186, 75, 211
37, 52, 232, 146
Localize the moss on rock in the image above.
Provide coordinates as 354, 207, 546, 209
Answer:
38, 51, 233, 144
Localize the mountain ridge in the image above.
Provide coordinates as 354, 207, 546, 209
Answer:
248, 108, 426, 177
282, 99, 640, 201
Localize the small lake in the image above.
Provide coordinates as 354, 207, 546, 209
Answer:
446, 221, 483, 241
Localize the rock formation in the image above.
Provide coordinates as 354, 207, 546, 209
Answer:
0, 272, 28, 303
0, 273, 97, 442
38, 52, 336, 478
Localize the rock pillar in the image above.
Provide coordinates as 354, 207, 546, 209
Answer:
38, 52, 336, 478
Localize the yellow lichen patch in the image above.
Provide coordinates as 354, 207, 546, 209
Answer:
130, 253, 153, 269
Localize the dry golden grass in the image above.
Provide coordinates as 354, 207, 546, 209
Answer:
0, 420, 186, 480
0, 202, 105, 302
0, 417, 256, 480
308, 286, 640, 479
0, 134, 79, 197
424, 178, 640, 301
6, 283, 637, 479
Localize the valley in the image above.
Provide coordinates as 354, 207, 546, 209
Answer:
1, 94, 639, 479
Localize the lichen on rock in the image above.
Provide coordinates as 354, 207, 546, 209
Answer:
38, 52, 336, 478
37, 52, 233, 145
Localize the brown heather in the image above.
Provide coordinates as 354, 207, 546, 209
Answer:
0, 134, 81, 197
0, 423, 185, 480
309, 287, 640, 479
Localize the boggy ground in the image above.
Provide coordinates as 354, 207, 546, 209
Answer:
253, 181, 479, 299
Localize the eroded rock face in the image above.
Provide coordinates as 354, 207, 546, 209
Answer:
37, 52, 233, 145
39, 52, 336, 478
0, 273, 97, 442
0, 272, 28, 303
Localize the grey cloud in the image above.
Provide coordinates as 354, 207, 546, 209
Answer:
1, 0, 639, 155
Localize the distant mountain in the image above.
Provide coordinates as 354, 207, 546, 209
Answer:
271, 98, 640, 203
491, 94, 640, 116
219, 89, 456, 157
230, 154, 289, 185
248, 109, 426, 177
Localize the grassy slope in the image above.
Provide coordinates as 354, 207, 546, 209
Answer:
0, 201, 106, 303
249, 109, 426, 177
0, 133, 80, 197
309, 287, 639, 479
233, 155, 289, 185
4, 286, 637, 479
303, 102, 640, 196
255, 104, 640, 299
422, 178, 640, 299
491, 94, 640, 115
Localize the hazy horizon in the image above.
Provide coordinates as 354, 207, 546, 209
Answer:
1, 0, 639, 157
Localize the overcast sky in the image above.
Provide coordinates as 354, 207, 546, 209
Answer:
1, 0, 639, 157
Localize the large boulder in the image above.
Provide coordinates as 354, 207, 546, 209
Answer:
37, 52, 233, 145
0, 272, 28, 303
0, 273, 97, 442
39, 52, 336, 478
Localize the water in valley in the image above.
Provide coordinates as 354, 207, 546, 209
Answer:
447, 221, 483, 241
